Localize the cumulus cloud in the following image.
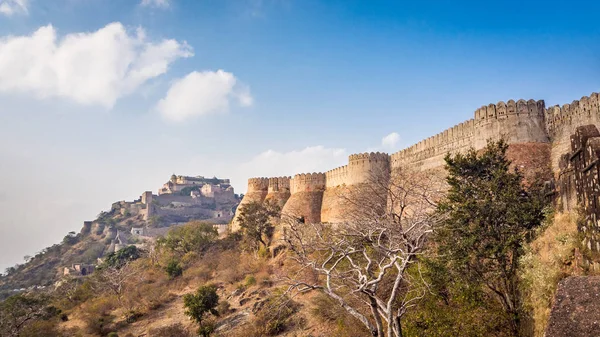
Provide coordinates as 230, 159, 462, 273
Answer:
140, 0, 170, 8
0, 23, 192, 107
381, 132, 401, 149
157, 70, 253, 122
0, 0, 28, 16
238, 146, 347, 183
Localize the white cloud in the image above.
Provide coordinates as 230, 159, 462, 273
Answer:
157, 70, 253, 122
381, 132, 401, 149
0, 0, 28, 16
238, 146, 347, 183
140, 0, 170, 8
0, 23, 192, 107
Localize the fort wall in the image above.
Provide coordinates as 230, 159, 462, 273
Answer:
325, 165, 348, 188
545, 93, 600, 173
265, 176, 292, 208
390, 99, 548, 171
230, 92, 600, 231
289, 173, 326, 193
231, 177, 269, 231
282, 173, 326, 223
348, 152, 390, 185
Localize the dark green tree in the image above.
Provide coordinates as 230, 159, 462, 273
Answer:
165, 260, 183, 279
157, 221, 218, 256
434, 140, 546, 336
103, 245, 141, 269
237, 200, 280, 250
183, 284, 219, 337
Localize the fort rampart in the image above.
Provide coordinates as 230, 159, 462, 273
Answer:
231, 92, 600, 231
265, 177, 292, 208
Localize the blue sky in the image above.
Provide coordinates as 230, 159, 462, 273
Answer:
0, 0, 598, 271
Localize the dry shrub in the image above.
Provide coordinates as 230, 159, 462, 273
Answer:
216, 300, 232, 316
148, 323, 193, 337
82, 296, 118, 335
217, 251, 245, 284
247, 293, 302, 337
310, 293, 371, 337
210, 248, 270, 285
60, 326, 85, 337
181, 251, 199, 267
19, 319, 61, 337
183, 262, 213, 283
255, 267, 273, 287
117, 263, 173, 315
520, 211, 582, 337
139, 282, 175, 312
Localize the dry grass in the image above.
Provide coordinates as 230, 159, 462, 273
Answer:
57, 231, 361, 337
520, 211, 582, 337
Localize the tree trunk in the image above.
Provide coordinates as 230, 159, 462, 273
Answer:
324, 290, 377, 335
395, 315, 403, 337
369, 296, 385, 337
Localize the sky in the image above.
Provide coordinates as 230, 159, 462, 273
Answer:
0, 0, 599, 272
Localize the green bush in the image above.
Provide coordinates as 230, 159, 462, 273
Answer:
102, 246, 141, 269
244, 275, 256, 287
165, 260, 183, 279
157, 221, 218, 256
183, 284, 220, 336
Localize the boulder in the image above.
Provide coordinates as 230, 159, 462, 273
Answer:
546, 276, 600, 336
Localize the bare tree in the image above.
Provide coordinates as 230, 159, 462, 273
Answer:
283, 167, 443, 337
93, 262, 143, 310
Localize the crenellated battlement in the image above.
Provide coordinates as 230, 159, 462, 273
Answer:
290, 172, 326, 193
390, 97, 550, 170
349, 152, 390, 163
347, 152, 390, 185
474, 99, 545, 123
390, 119, 476, 166
247, 177, 269, 192
325, 165, 349, 188
268, 176, 291, 192
545, 93, 600, 136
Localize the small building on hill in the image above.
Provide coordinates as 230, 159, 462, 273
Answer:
63, 263, 95, 276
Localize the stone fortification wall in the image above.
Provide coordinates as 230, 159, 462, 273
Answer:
282, 173, 326, 223
320, 187, 346, 223
247, 177, 270, 194
348, 152, 390, 185
323, 165, 349, 223
325, 165, 348, 188
391, 98, 548, 171
390, 119, 475, 170
546, 93, 600, 172
290, 173, 326, 193
472, 99, 547, 148
556, 125, 600, 255
321, 153, 391, 223
231, 177, 269, 231
230, 92, 600, 233
265, 176, 292, 208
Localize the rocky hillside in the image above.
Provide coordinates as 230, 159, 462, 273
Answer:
0, 176, 241, 300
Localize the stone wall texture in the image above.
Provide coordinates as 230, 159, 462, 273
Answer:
230, 177, 269, 232
265, 176, 292, 208
231, 92, 600, 231
546, 276, 600, 336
